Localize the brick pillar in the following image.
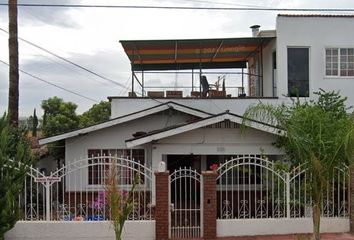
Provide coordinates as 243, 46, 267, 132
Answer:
155, 171, 169, 240
202, 171, 217, 239
350, 167, 354, 232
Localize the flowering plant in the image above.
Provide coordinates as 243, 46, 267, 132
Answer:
93, 191, 107, 210
210, 163, 219, 172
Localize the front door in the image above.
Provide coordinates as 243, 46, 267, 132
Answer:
167, 155, 201, 173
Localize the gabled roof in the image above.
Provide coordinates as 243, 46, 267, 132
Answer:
125, 111, 284, 148
39, 101, 211, 145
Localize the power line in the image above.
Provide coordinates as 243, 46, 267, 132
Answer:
1, 3, 354, 12
0, 29, 107, 87
0, 28, 164, 104
0, 60, 99, 103
0, 27, 130, 90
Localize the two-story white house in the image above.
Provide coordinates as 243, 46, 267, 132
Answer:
34, 14, 354, 238
41, 13, 354, 175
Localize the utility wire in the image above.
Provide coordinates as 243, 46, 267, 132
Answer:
0, 27, 130, 90
1, 3, 354, 12
0, 60, 99, 103
0, 28, 164, 104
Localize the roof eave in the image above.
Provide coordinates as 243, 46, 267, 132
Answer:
39, 101, 211, 145
125, 113, 284, 148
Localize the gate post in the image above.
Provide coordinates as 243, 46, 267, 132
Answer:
286, 172, 291, 219
155, 171, 169, 240
350, 166, 354, 232
202, 171, 217, 239
45, 179, 51, 221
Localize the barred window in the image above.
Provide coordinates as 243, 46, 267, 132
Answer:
326, 48, 354, 77
88, 149, 145, 185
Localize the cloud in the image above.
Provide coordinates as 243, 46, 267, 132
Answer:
0, 0, 80, 28
7, 50, 132, 117
2, 0, 354, 117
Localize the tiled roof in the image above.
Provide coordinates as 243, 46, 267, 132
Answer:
278, 14, 354, 18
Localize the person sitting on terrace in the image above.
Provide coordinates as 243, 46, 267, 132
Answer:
200, 75, 209, 98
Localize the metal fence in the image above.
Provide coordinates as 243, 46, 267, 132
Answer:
11, 156, 154, 221
216, 155, 349, 219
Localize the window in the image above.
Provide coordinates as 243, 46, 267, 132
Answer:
88, 149, 145, 185
287, 48, 309, 97
326, 48, 354, 77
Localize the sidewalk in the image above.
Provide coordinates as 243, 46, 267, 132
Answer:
220, 233, 354, 240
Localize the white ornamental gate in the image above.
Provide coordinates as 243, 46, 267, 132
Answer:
216, 155, 349, 220
6, 156, 154, 221
169, 167, 202, 239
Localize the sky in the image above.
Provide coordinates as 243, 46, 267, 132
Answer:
1, 0, 354, 118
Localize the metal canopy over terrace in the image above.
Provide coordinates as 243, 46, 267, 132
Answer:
120, 36, 274, 97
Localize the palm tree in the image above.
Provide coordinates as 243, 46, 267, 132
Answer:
8, 0, 19, 127
242, 90, 354, 240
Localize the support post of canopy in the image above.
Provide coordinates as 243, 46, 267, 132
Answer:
260, 40, 264, 97
131, 68, 134, 95
242, 68, 245, 96
192, 69, 194, 92
131, 47, 135, 95
199, 46, 202, 98
142, 70, 144, 97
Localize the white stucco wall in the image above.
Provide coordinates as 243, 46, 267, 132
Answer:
217, 218, 349, 237
151, 127, 282, 175
276, 16, 354, 106
262, 38, 277, 97
110, 98, 283, 118
5, 220, 155, 240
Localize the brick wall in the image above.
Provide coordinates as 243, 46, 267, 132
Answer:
202, 171, 217, 239
155, 171, 169, 240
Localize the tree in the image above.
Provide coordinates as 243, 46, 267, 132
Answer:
41, 97, 79, 166
7, 0, 19, 127
32, 109, 38, 137
0, 114, 32, 239
79, 101, 111, 128
26, 109, 38, 137
242, 90, 354, 240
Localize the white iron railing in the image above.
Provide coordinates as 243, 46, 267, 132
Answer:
5, 156, 154, 221
216, 155, 349, 219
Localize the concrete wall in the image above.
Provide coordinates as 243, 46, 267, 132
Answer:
262, 38, 277, 97
217, 218, 349, 237
276, 16, 354, 106
111, 98, 283, 118
150, 127, 282, 202
5, 220, 155, 240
